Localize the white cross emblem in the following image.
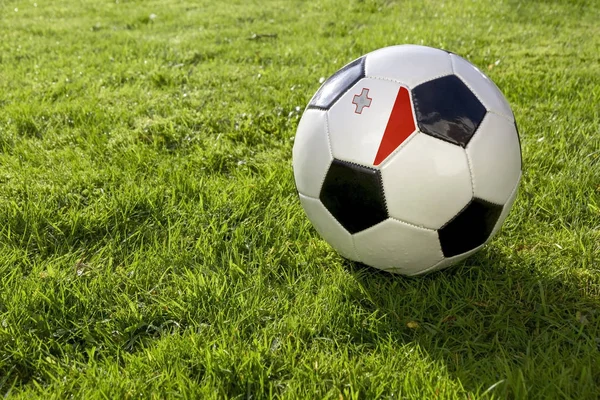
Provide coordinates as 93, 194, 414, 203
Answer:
352, 88, 372, 114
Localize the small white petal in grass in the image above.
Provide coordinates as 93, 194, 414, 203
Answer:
295, 106, 301, 112
149, 13, 157, 20
554, 243, 563, 249
319, 77, 325, 83
1, 319, 7, 328
257, 73, 261, 79
270, 337, 281, 352
14, 8, 18, 12
537, 137, 545, 142
34, 3, 37, 7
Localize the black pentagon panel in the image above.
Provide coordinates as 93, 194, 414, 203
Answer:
412, 75, 487, 147
438, 198, 503, 257
320, 159, 387, 234
308, 57, 365, 110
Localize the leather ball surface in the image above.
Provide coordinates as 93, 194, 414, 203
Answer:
293, 45, 521, 275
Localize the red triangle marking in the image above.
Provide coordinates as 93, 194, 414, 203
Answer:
373, 87, 416, 166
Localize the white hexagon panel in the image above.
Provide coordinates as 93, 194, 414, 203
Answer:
298, 194, 359, 261
381, 133, 473, 230
292, 109, 333, 198
327, 78, 418, 167
353, 218, 444, 275
467, 112, 522, 205
365, 45, 453, 89
450, 54, 514, 121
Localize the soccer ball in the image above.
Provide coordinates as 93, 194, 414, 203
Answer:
292, 45, 521, 276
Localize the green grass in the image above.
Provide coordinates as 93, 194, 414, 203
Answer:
0, 0, 599, 398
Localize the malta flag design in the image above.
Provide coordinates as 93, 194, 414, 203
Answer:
327, 78, 417, 167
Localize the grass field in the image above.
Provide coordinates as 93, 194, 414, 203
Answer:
0, 0, 599, 398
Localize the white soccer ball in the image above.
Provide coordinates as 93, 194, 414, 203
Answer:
293, 45, 522, 276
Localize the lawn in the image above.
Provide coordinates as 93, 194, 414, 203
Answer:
0, 0, 599, 398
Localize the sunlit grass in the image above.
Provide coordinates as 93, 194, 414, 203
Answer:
0, 0, 599, 398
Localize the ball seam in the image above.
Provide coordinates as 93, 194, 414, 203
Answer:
387, 216, 437, 232
488, 109, 516, 123
465, 146, 476, 200
364, 75, 412, 89
319, 112, 335, 193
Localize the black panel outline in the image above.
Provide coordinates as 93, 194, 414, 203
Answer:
440, 196, 504, 229
462, 111, 523, 206
307, 57, 366, 111
440, 48, 456, 56
438, 197, 503, 257
448, 54, 489, 116
514, 120, 523, 171
411, 75, 487, 148
297, 192, 361, 261
449, 54, 518, 125
319, 158, 388, 234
